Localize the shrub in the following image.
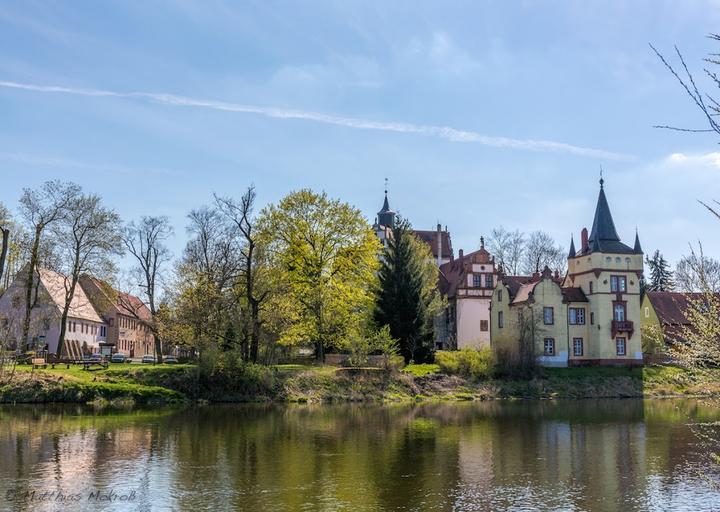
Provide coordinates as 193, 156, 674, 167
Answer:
492, 348, 543, 380
435, 349, 494, 380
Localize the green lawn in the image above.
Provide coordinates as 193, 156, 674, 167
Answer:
402, 364, 440, 377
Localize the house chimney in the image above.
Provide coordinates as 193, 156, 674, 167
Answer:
581, 228, 589, 252
458, 249, 464, 262
436, 223, 442, 266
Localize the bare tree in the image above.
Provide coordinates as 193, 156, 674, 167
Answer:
215, 186, 268, 363
122, 216, 173, 362
486, 227, 525, 275
177, 205, 241, 353
651, 34, 720, 138
675, 244, 720, 293
17, 181, 81, 351
52, 194, 123, 357
521, 231, 566, 275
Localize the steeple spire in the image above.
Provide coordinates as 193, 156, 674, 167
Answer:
588, 175, 620, 245
376, 178, 395, 228
633, 229, 643, 254
568, 235, 576, 258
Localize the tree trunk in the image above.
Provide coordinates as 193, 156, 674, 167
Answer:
21, 226, 42, 352
55, 283, 77, 358
0, 227, 9, 288
250, 300, 260, 363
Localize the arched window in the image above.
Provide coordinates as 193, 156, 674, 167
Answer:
614, 303, 626, 322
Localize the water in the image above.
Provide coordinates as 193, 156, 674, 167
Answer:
0, 400, 719, 511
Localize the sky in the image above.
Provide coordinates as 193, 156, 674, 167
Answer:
1, 0, 720, 267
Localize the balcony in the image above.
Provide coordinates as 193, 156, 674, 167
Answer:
611, 320, 634, 338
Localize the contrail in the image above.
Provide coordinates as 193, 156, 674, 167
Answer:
0, 80, 635, 161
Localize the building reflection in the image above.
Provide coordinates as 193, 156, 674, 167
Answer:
0, 400, 718, 511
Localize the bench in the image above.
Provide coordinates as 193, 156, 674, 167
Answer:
31, 358, 47, 370
82, 361, 109, 371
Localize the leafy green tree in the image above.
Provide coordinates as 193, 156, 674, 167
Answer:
258, 189, 380, 362
646, 250, 675, 291
374, 217, 440, 363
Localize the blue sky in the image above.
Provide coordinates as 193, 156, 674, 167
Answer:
1, 1, 720, 265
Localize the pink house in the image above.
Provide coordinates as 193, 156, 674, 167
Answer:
0, 267, 107, 356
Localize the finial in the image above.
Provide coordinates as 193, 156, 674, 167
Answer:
480, 236, 485, 249
599, 166, 604, 188
384, 177, 388, 195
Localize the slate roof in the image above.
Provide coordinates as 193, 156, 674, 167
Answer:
413, 229, 453, 259
578, 179, 640, 255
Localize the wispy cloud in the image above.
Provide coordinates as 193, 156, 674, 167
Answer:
0, 80, 635, 161
0, 151, 175, 176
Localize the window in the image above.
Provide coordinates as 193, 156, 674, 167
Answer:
498, 311, 504, 329
613, 303, 626, 322
590, 312, 595, 325
544, 338, 555, 356
644, 307, 649, 318
569, 308, 585, 325
473, 275, 481, 287
543, 307, 554, 325
616, 337, 626, 356
480, 320, 488, 332
589, 282, 593, 294
497, 290, 503, 302
485, 274, 493, 289
610, 275, 627, 293
573, 337, 584, 356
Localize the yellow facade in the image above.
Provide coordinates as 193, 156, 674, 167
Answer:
490, 179, 644, 366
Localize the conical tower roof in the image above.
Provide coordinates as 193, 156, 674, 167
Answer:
588, 178, 620, 243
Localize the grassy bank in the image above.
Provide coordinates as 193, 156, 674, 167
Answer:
1, 363, 719, 405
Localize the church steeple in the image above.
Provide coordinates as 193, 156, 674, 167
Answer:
376, 178, 395, 228
568, 235, 576, 258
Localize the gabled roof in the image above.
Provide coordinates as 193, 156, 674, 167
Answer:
413, 229, 453, 259
498, 275, 533, 301
38, 268, 103, 323
80, 276, 152, 321
438, 247, 493, 297
646, 291, 720, 326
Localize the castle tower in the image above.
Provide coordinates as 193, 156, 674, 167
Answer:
564, 177, 644, 365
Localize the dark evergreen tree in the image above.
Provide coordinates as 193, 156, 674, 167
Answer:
374, 217, 438, 363
646, 250, 675, 292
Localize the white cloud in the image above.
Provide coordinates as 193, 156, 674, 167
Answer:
0, 80, 635, 161
665, 152, 720, 169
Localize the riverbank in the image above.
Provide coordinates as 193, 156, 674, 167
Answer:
1, 363, 720, 405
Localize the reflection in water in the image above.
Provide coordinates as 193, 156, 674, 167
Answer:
0, 400, 718, 511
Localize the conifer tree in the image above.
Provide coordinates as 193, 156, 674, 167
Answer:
646, 250, 675, 292
374, 217, 439, 363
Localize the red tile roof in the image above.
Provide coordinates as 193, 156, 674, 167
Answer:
413, 229, 453, 259
646, 291, 720, 326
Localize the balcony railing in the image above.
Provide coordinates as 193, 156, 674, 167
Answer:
611, 320, 634, 338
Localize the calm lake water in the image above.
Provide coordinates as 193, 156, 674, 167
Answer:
0, 400, 719, 511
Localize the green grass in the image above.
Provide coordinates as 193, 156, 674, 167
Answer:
402, 364, 440, 377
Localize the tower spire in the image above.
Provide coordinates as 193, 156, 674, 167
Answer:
633, 228, 643, 254
588, 174, 620, 246
568, 235, 576, 258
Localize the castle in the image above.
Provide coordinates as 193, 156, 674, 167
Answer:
374, 177, 644, 366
